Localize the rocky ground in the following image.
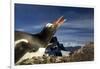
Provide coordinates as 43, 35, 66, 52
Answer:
16, 42, 94, 65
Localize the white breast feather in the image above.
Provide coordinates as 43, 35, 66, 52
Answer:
15, 39, 29, 45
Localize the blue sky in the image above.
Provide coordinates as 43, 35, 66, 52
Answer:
15, 4, 94, 46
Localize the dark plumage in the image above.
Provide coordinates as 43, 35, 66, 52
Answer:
15, 16, 65, 64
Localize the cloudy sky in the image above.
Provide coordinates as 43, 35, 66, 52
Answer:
15, 4, 94, 46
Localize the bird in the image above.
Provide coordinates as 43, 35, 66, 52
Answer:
15, 16, 66, 64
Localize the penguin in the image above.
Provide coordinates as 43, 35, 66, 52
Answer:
15, 16, 66, 64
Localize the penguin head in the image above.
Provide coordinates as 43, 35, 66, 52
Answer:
38, 16, 66, 47
45, 16, 66, 34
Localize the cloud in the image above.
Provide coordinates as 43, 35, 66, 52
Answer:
63, 42, 85, 47
54, 18, 94, 44
16, 28, 25, 31
61, 18, 93, 30
31, 25, 43, 29
15, 24, 44, 33
56, 32, 93, 45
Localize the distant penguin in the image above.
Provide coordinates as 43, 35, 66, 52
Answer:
15, 16, 66, 63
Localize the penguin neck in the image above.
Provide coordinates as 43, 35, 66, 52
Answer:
35, 27, 54, 45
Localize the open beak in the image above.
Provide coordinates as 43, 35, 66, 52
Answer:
52, 16, 66, 28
